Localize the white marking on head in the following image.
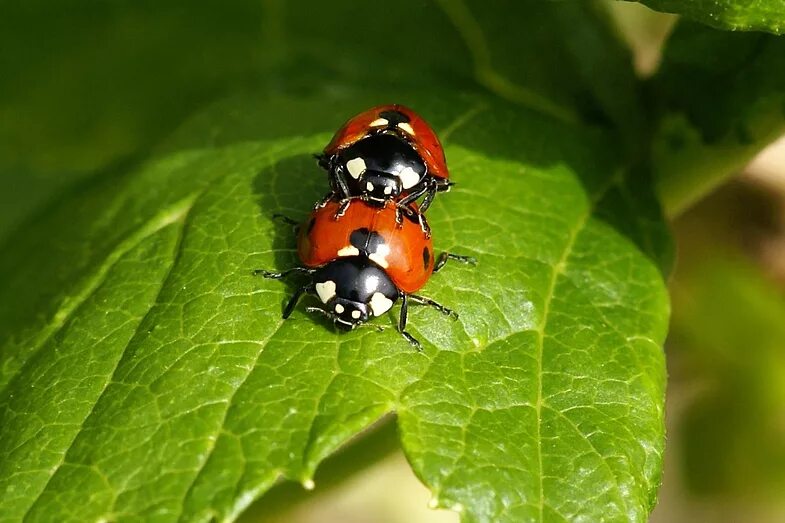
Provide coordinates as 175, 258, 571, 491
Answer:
337, 245, 360, 257
366, 181, 374, 192
346, 157, 366, 179
369, 292, 393, 316
334, 303, 345, 314
315, 280, 336, 303
370, 117, 388, 127
368, 243, 391, 269
397, 122, 415, 135
383, 186, 393, 195
399, 166, 420, 189
351, 309, 361, 319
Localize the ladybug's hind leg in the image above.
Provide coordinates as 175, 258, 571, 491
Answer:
433, 252, 477, 273
398, 294, 423, 351
409, 293, 458, 319
253, 266, 314, 279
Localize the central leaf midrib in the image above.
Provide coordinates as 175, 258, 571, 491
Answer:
533, 171, 628, 522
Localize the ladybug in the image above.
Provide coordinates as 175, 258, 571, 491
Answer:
317, 105, 451, 231
256, 200, 474, 349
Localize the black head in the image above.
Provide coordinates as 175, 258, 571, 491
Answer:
336, 134, 426, 203
311, 256, 399, 328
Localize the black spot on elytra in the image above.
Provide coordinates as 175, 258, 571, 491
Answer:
307, 217, 316, 235
379, 110, 410, 125
350, 228, 387, 255
423, 247, 431, 270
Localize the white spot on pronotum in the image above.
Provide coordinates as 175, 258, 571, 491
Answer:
366, 181, 375, 192
370, 117, 388, 127
369, 292, 393, 316
397, 122, 415, 135
346, 157, 366, 179
383, 186, 393, 195
368, 243, 391, 268
337, 245, 360, 257
302, 478, 315, 490
334, 303, 345, 314
399, 166, 420, 189
351, 309, 361, 319
315, 280, 336, 303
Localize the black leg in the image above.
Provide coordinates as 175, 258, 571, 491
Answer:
409, 293, 458, 319
314, 153, 329, 170
396, 185, 429, 208
253, 266, 314, 279
314, 191, 334, 209
272, 213, 300, 228
417, 184, 438, 214
394, 206, 404, 228
283, 284, 311, 318
436, 180, 454, 193
417, 212, 431, 238
398, 294, 422, 351
331, 166, 353, 200
433, 252, 477, 273
334, 198, 352, 219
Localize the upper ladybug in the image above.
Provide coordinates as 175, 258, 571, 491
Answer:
317, 105, 451, 230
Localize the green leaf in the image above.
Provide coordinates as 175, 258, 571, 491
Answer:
0, 91, 669, 522
649, 20, 785, 215
0, 1, 669, 521
625, 0, 785, 34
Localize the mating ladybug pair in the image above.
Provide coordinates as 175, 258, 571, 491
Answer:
257, 105, 474, 349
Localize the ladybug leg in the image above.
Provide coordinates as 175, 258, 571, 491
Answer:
436, 179, 455, 193
314, 192, 334, 210
409, 293, 458, 320
395, 207, 404, 228
417, 184, 438, 214
398, 294, 423, 351
314, 153, 330, 171
433, 252, 477, 273
282, 284, 313, 319
417, 212, 431, 238
334, 198, 352, 219
253, 266, 314, 279
272, 213, 299, 227
331, 165, 353, 200
396, 185, 429, 207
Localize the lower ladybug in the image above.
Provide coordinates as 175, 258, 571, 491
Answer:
256, 200, 474, 349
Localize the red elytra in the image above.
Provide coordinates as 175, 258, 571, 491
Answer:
297, 199, 435, 294
323, 104, 448, 181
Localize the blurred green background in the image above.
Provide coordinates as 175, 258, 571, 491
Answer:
1, 1, 784, 521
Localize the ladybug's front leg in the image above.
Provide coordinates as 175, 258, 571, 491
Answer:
334, 198, 352, 219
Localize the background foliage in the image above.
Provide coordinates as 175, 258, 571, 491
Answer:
1, 1, 784, 522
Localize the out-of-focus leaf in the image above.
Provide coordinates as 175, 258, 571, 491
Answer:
626, 0, 785, 34
0, 1, 265, 239
650, 20, 785, 215
670, 255, 785, 497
